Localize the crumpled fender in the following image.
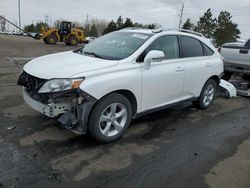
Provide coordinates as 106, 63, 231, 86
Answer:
219, 79, 237, 98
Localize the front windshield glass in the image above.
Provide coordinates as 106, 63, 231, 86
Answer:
76, 31, 153, 60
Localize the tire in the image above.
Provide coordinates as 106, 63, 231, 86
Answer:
45, 34, 58, 45
88, 93, 132, 143
69, 35, 79, 46
197, 79, 217, 109
222, 72, 233, 81
43, 38, 48, 44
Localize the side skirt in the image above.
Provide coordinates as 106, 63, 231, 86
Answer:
134, 97, 197, 119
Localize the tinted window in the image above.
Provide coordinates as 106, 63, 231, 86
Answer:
145, 36, 179, 60
203, 44, 214, 56
180, 36, 204, 58
245, 40, 250, 48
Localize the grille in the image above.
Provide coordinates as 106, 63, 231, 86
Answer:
17, 71, 47, 96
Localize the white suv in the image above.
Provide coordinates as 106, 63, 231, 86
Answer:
18, 28, 223, 143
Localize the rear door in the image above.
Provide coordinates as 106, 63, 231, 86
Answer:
179, 36, 215, 99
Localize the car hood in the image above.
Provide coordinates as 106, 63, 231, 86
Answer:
24, 51, 118, 79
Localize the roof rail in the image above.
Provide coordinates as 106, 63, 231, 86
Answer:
152, 28, 204, 37
178, 29, 204, 37
121, 27, 147, 31
121, 27, 205, 38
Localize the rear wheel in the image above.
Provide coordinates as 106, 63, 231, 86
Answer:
45, 34, 58, 45
69, 35, 79, 46
88, 93, 132, 143
197, 79, 217, 109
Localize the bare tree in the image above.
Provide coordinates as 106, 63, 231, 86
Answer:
89, 18, 108, 36
0, 15, 6, 31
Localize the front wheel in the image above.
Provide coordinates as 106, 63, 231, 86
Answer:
88, 93, 132, 143
69, 35, 79, 46
197, 79, 217, 109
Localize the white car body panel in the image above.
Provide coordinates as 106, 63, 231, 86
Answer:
24, 51, 118, 79
221, 39, 250, 66
22, 29, 224, 115
182, 55, 223, 99
219, 79, 237, 98
141, 59, 184, 111
221, 47, 250, 66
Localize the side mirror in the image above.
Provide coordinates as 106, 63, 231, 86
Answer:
144, 50, 165, 69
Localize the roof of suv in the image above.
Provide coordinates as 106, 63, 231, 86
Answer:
119, 27, 205, 38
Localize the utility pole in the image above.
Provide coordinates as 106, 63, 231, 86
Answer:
178, 3, 184, 29
18, 0, 21, 32
85, 14, 89, 28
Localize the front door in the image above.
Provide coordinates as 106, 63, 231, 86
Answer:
141, 35, 184, 112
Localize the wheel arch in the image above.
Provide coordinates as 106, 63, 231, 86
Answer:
97, 89, 138, 118
199, 75, 220, 96
209, 75, 220, 86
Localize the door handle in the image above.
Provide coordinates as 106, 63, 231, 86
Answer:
239, 49, 249, 54
176, 67, 184, 72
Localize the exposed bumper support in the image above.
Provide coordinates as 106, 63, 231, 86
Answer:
23, 88, 71, 118
58, 100, 96, 134
23, 87, 97, 134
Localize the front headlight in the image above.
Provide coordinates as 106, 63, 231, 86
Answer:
38, 78, 84, 93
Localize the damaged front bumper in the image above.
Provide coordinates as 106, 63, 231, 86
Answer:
22, 87, 96, 134
23, 88, 71, 118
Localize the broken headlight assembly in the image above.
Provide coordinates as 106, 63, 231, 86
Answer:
38, 78, 85, 93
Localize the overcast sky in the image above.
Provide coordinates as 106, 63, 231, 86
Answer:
1, 0, 250, 38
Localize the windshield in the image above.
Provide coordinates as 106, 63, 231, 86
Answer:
76, 31, 153, 60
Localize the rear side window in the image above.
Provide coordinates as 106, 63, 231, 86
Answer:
180, 36, 204, 58
245, 40, 250, 49
203, 44, 214, 56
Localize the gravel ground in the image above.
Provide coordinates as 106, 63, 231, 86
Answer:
0, 34, 250, 188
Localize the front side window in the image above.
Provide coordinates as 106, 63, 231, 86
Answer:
137, 35, 179, 62
180, 36, 204, 58
147, 35, 179, 59
76, 32, 153, 60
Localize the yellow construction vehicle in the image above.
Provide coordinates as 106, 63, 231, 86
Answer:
0, 16, 85, 46
41, 21, 85, 46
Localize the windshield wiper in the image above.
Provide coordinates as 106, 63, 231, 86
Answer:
84, 51, 102, 59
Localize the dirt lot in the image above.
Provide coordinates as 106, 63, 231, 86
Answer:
0, 34, 250, 188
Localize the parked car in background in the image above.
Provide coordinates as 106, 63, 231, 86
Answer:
220, 38, 250, 80
84, 36, 97, 44
18, 28, 223, 143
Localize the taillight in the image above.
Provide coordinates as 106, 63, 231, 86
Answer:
218, 47, 221, 53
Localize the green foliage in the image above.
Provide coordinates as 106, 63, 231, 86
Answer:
214, 11, 241, 46
194, 9, 216, 38
102, 20, 117, 35
24, 22, 48, 33
122, 18, 134, 28
84, 24, 90, 36
183, 9, 241, 47
116, 16, 124, 30
89, 24, 98, 37
182, 18, 194, 30
102, 16, 157, 35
